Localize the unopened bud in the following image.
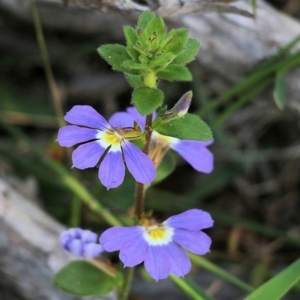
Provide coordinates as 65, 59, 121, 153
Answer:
161, 91, 192, 121
144, 70, 156, 87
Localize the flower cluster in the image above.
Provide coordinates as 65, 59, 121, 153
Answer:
61, 209, 213, 281
61, 228, 103, 258
57, 105, 213, 189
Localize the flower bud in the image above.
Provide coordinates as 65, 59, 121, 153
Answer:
144, 70, 156, 87
162, 91, 192, 121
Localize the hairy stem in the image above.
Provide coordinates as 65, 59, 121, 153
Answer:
134, 113, 153, 218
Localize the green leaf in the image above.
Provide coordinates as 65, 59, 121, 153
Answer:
154, 114, 212, 141
150, 52, 175, 68
154, 151, 176, 184
132, 86, 163, 115
244, 259, 300, 300
53, 261, 115, 296
145, 16, 166, 45
157, 65, 192, 81
160, 28, 188, 55
122, 60, 149, 71
137, 29, 148, 48
273, 73, 285, 110
125, 73, 144, 89
136, 10, 156, 30
170, 275, 215, 300
123, 25, 138, 48
126, 47, 140, 61
97, 44, 132, 73
172, 38, 200, 65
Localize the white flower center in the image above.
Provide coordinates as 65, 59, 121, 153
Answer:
143, 225, 174, 246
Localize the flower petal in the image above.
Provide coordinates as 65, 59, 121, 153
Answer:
99, 149, 125, 189
68, 239, 83, 256
170, 140, 214, 173
80, 230, 97, 243
72, 141, 106, 169
83, 244, 103, 258
122, 141, 155, 185
126, 107, 157, 131
100, 226, 144, 252
144, 246, 172, 281
60, 228, 83, 248
164, 243, 191, 277
126, 107, 146, 130
108, 112, 135, 128
64, 105, 110, 130
164, 209, 214, 231
173, 229, 212, 255
119, 236, 148, 267
57, 126, 98, 147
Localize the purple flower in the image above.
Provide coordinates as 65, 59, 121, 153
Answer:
60, 228, 103, 258
100, 209, 213, 281
126, 107, 214, 173
57, 105, 156, 189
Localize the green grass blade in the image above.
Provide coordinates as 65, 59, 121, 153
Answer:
189, 254, 254, 293
198, 50, 300, 119
244, 259, 300, 300
251, 0, 257, 15
211, 77, 273, 128
170, 275, 215, 300
273, 72, 285, 110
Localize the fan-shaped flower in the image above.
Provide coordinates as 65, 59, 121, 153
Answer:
61, 228, 103, 258
57, 105, 156, 189
125, 106, 214, 172
100, 209, 213, 281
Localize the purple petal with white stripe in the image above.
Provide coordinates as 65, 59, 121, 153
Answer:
164, 209, 214, 231
119, 236, 148, 267
173, 229, 212, 255
122, 141, 155, 184
164, 243, 191, 277
100, 226, 144, 252
144, 246, 171, 281
109, 112, 135, 128
64, 105, 110, 130
99, 149, 125, 189
72, 141, 106, 169
83, 244, 103, 258
170, 140, 214, 173
57, 126, 98, 147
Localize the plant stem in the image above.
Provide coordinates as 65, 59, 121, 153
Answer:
134, 113, 153, 218
123, 113, 154, 298
119, 268, 134, 300
144, 114, 153, 156
29, 0, 65, 128
30, 0, 82, 226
